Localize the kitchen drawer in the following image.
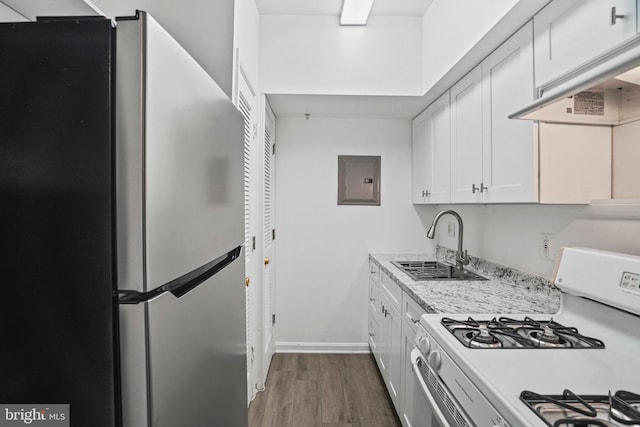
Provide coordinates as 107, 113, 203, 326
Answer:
369, 260, 380, 283
380, 271, 401, 310
402, 293, 426, 335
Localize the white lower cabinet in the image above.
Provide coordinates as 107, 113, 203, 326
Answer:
367, 262, 427, 425
378, 272, 402, 410
399, 293, 427, 427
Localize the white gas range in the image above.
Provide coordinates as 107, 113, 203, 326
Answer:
412, 247, 640, 427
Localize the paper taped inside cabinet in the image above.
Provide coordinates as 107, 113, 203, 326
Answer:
539, 123, 611, 204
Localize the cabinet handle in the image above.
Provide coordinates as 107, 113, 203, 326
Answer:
410, 316, 420, 324
422, 189, 431, 198
369, 332, 375, 337
369, 297, 375, 302
611, 7, 625, 25
472, 183, 488, 194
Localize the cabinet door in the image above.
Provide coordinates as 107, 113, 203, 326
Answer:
399, 295, 426, 427
377, 293, 391, 381
368, 279, 381, 360
388, 303, 402, 411
451, 66, 483, 203
534, 0, 639, 90
482, 21, 538, 203
412, 92, 451, 204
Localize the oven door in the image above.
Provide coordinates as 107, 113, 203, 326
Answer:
410, 348, 474, 427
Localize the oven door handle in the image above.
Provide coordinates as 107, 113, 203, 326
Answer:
411, 348, 453, 427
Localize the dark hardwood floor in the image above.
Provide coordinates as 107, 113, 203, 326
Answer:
248, 353, 402, 427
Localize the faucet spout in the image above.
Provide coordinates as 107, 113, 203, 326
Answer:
426, 209, 469, 271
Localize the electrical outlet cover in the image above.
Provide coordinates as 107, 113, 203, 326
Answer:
540, 233, 556, 260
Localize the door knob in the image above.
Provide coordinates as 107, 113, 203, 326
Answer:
264, 257, 270, 265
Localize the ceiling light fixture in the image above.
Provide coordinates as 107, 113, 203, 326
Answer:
340, 0, 374, 26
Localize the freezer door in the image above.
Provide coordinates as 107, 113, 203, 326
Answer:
0, 18, 119, 427
146, 249, 248, 427
143, 14, 244, 289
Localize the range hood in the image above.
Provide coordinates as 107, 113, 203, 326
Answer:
510, 44, 640, 125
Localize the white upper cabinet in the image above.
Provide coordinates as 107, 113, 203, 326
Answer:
449, 21, 537, 204
412, 92, 451, 204
534, 0, 640, 91
451, 66, 483, 203
481, 20, 537, 203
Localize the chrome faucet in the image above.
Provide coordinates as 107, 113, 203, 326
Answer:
426, 209, 470, 272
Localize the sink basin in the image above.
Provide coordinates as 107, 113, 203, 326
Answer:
390, 261, 488, 281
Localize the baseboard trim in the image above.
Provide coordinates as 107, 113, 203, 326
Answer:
275, 341, 371, 354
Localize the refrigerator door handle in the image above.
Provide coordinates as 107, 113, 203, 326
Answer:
117, 245, 242, 304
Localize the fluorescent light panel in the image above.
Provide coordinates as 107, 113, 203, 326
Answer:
340, 0, 374, 25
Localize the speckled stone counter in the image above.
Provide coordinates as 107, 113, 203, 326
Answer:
370, 246, 561, 315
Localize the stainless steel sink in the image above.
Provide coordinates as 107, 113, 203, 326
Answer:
391, 261, 488, 281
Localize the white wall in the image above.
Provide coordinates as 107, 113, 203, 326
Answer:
233, 0, 260, 93
259, 15, 422, 96
427, 204, 640, 279
421, 0, 519, 93
90, 0, 235, 98
274, 117, 435, 350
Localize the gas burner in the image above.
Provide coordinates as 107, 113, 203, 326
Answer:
520, 390, 640, 427
441, 316, 605, 349
464, 329, 503, 349
519, 325, 573, 348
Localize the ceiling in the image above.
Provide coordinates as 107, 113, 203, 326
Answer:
267, 94, 431, 119
255, 0, 435, 18
258, 1, 436, 119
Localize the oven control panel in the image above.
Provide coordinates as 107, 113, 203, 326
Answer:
620, 271, 640, 294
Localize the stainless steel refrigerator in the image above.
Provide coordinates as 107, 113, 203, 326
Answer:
0, 11, 247, 427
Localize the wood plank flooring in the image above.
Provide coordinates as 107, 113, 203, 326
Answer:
249, 353, 402, 427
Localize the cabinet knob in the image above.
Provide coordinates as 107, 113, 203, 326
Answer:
245, 277, 250, 287
611, 6, 625, 25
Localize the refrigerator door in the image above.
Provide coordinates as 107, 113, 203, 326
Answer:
0, 18, 119, 427
115, 12, 247, 427
143, 13, 244, 289
147, 249, 247, 427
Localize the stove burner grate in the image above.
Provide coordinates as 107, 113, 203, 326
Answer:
520, 389, 640, 427
441, 316, 606, 349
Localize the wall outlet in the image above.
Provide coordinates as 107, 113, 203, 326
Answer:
447, 221, 456, 238
540, 233, 556, 261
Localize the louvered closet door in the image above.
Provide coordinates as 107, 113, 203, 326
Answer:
237, 75, 258, 404
262, 103, 276, 381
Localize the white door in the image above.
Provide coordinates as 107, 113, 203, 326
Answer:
481, 21, 537, 203
425, 92, 451, 204
451, 65, 483, 203
237, 72, 259, 403
412, 92, 450, 204
534, 0, 639, 90
260, 101, 276, 386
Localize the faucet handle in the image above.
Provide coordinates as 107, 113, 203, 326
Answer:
456, 249, 470, 265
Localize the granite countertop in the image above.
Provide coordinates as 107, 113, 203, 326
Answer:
370, 247, 561, 315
